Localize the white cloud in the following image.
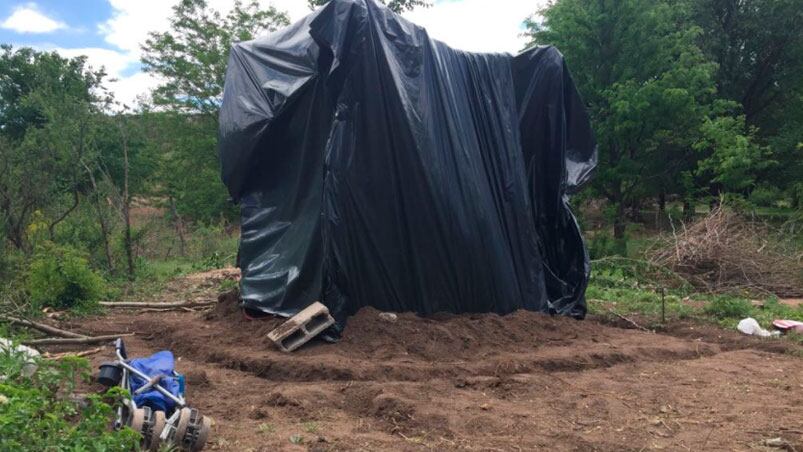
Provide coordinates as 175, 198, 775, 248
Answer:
403, 0, 544, 54
48, 0, 542, 107
1, 3, 67, 33
91, 0, 315, 106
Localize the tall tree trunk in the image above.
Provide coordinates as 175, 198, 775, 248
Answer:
613, 202, 626, 239
120, 123, 135, 281
81, 161, 115, 274
48, 188, 79, 240
683, 198, 694, 221
170, 196, 186, 257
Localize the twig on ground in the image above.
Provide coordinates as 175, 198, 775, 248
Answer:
44, 346, 104, 359
23, 333, 134, 346
0, 315, 87, 338
99, 301, 216, 309
607, 309, 652, 332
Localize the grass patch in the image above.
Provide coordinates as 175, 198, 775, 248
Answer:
0, 343, 139, 450
588, 257, 803, 336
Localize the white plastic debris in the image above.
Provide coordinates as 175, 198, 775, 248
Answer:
378, 312, 398, 323
736, 318, 779, 337
0, 337, 40, 377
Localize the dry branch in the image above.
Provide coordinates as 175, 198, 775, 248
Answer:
607, 310, 651, 332
23, 333, 134, 346
648, 206, 803, 297
44, 347, 104, 359
0, 315, 87, 338
100, 301, 216, 309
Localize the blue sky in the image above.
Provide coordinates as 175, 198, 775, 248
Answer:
0, 0, 539, 106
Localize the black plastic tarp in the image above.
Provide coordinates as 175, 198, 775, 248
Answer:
219, 0, 597, 331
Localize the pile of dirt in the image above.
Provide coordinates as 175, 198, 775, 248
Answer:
199, 289, 612, 362
73, 290, 803, 451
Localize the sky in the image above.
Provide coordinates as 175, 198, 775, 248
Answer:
0, 0, 545, 106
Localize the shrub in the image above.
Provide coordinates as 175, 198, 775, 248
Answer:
588, 232, 627, 259
0, 349, 139, 451
26, 242, 106, 311
748, 185, 780, 208
703, 296, 752, 320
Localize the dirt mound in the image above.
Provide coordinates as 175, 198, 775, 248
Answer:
72, 282, 803, 451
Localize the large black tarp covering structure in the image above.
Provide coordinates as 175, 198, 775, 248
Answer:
219, 0, 597, 331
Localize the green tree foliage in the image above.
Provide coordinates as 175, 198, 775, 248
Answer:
26, 242, 106, 310
526, 0, 722, 236
0, 46, 108, 249
142, 0, 289, 115
308, 0, 430, 13
140, 0, 289, 222
526, 0, 790, 235
694, 115, 774, 192
691, 0, 803, 199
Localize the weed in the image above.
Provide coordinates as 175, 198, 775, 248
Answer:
0, 347, 139, 450
289, 434, 303, 444
302, 421, 319, 434
219, 278, 238, 293
26, 242, 106, 312
257, 423, 275, 434
703, 296, 753, 320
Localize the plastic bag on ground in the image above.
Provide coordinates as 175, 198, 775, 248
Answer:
736, 318, 779, 337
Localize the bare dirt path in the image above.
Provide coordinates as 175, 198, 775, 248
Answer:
62, 271, 802, 451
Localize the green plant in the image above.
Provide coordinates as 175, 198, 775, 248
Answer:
702, 295, 753, 320
26, 242, 106, 311
257, 423, 275, 434
289, 434, 303, 444
302, 421, 319, 434
0, 350, 139, 450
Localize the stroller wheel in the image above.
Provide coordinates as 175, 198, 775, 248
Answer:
174, 407, 192, 446
149, 410, 166, 451
175, 408, 211, 451
193, 415, 212, 451
128, 407, 146, 433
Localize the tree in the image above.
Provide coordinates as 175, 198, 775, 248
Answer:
691, 0, 803, 127
526, 0, 719, 238
691, 0, 803, 199
0, 46, 107, 249
142, 0, 289, 116
140, 0, 289, 223
308, 0, 430, 13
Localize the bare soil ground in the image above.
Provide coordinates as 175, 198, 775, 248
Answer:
60, 270, 802, 451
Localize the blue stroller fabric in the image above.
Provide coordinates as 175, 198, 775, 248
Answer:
129, 351, 180, 413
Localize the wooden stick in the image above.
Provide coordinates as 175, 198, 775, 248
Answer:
100, 301, 216, 309
23, 333, 134, 346
607, 309, 652, 332
0, 315, 87, 338
45, 346, 104, 359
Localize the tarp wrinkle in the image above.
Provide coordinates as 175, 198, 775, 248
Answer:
219, 0, 597, 332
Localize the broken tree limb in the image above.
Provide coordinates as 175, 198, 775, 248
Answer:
0, 315, 87, 338
99, 301, 216, 309
607, 309, 652, 332
23, 333, 134, 346
45, 346, 104, 359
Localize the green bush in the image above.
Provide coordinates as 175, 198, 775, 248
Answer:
26, 242, 106, 311
703, 296, 753, 320
748, 185, 780, 207
588, 232, 627, 259
0, 349, 139, 451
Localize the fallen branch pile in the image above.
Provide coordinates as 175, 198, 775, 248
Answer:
0, 314, 133, 347
648, 206, 803, 297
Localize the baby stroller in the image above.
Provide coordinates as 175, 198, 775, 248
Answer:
97, 338, 211, 451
